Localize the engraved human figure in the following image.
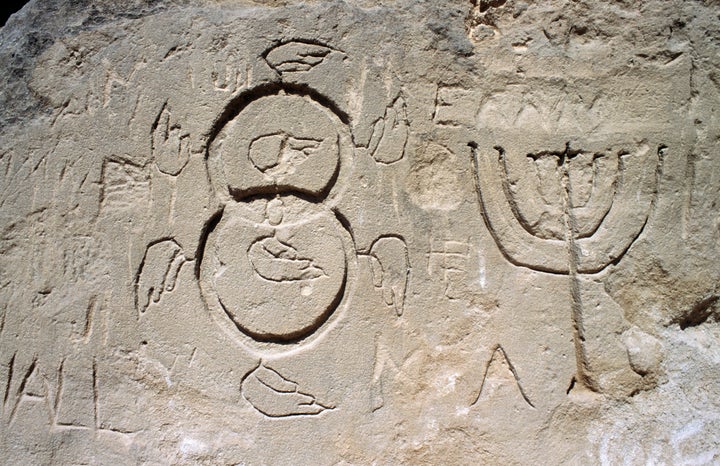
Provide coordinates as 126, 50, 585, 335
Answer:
136, 86, 409, 417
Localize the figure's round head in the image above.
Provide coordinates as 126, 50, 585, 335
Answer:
207, 89, 351, 202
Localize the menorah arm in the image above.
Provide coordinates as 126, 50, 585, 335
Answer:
575, 144, 658, 273
471, 145, 571, 274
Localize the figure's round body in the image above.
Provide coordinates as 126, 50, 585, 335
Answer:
201, 89, 356, 354
199, 196, 351, 343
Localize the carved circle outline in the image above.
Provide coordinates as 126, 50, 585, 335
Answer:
200, 84, 357, 357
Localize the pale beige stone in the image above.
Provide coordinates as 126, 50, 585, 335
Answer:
0, 0, 719, 463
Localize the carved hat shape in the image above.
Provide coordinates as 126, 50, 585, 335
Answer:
208, 91, 342, 200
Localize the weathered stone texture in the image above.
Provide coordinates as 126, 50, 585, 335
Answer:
1, 0, 719, 463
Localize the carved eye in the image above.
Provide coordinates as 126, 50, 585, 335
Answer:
208, 93, 342, 200
249, 132, 324, 176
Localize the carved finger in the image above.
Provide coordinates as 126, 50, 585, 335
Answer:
382, 287, 395, 307
135, 240, 185, 314
165, 253, 187, 292
152, 107, 170, 148
385, 106, 398, 129
135, 270, 157, 313
368, 118, 385, 155
265, 41, 335, 75
249, 237, 326, 282
254, 364, 297, 393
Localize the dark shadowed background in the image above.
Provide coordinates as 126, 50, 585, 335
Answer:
1, 0, 31, 27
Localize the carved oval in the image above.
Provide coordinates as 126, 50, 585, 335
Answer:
199, 198, 348, 344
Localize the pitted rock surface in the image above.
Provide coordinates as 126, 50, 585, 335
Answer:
1, 0, 719, 463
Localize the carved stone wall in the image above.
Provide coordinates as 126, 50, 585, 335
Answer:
1, 0, 719, 463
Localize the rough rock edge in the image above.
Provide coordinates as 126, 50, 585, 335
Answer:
0, 0, 182, 129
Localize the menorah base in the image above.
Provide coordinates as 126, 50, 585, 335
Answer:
573, 277, 663, 397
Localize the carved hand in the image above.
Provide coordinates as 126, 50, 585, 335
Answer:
369, 96, 408, 164
151, 106, 190, 176
366, 236, 410, 316
241, 364, 332, 417
135, 239, 187, 314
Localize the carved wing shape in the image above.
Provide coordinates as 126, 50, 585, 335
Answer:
241, 364, 332, 417
264, 41, 336, 74
135, 239, 187, 314
366, 236, 410, 316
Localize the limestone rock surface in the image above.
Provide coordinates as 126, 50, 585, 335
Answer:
1, 0, 719, 464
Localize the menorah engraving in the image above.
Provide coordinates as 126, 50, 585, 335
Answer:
471, 140, 661, 393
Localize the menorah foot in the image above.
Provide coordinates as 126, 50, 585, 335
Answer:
574, 278, 663, 398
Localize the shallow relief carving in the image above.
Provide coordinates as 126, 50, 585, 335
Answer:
202, 89, 355, 348
470, 137, 663, 395
134, 43, 410, 418
472, 142, 660, 274
3, 1, 718, 462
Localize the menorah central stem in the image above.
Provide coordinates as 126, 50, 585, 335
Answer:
561, 159, 598, 392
